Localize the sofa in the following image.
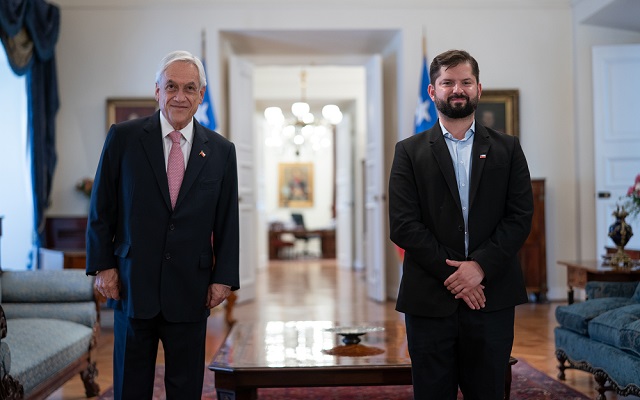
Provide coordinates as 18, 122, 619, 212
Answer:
555, 280, 640, 400
0, 269, 100, 400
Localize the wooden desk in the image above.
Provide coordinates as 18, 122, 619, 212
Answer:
268, 228, 336, 259
209, 320, 411, 400
558, 260, 640, 304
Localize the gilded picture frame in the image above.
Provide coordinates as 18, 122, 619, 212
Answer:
477, 89, 520, 137
106, 98, 158, 130
278, 162, 314, 208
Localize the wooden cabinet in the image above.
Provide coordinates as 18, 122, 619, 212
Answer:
42, 216, 87, 270
518, 179, 547, 302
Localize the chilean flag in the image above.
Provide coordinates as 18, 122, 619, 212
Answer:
195, 60, 217, 131
414, 51, 437, 134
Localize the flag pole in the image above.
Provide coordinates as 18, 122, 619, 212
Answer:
201, 29, 206, 61
422, 26, 427, 59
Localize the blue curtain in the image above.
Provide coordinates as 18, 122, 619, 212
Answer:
0, 0, 60, 268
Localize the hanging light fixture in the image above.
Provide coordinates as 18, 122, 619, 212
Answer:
264, 68, 342, 157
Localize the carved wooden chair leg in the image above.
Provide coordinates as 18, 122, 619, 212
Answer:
594, 370, 610, 400
81, 362, 100, 397
0, 374, 24, 400
555, 349, 568, 380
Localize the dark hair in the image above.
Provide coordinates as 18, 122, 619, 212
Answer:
429, 49, 480, 85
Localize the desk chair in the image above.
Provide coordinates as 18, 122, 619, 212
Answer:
291, 213, 320, 258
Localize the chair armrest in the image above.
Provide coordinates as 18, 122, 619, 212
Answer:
0, 305, 6, 340
585, 281, 639, 299
1, 270, 95, 303
1, 302, 97, 329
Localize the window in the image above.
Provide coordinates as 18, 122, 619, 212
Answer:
0, 49, 34, 270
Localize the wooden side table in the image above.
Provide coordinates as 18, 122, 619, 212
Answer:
558, 260, 640, 304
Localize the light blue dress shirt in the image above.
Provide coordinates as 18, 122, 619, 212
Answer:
440, 121, 475, 256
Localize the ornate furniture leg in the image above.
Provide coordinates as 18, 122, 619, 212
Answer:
555, 349, 568, 380
81, 362, 100, 397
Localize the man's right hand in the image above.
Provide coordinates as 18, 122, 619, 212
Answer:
95, 269, 121, 300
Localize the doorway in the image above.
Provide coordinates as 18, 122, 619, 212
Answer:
221, 29, 400, 303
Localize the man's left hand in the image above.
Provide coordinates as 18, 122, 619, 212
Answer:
206, 283, 231, 309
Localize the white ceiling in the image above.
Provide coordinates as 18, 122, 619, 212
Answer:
580, 0, 640, 33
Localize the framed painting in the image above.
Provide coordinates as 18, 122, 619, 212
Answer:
278, 162, 314, 208
106, 98, 158, 130
477, 89, 520, 137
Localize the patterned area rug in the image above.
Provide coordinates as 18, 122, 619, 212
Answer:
99, 359, 589, 400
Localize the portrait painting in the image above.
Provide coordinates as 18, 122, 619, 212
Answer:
278, 162, 314, 208
106, 98, 158, 130
477, 89, 520, 137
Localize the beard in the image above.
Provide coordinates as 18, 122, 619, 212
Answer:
434, 93, 479, 119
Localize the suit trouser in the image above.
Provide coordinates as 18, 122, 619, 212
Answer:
113, 309, 207, 400
405, 305, 515, 400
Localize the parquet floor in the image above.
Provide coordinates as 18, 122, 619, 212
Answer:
48, 259, 635, 399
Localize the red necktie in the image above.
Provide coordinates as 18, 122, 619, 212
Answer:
167, 131, 184, 209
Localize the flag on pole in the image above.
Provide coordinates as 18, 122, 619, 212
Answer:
195, 30, 217, 131
414, 34, 437, 134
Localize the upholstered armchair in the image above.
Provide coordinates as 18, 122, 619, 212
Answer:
0, 269, 100, 400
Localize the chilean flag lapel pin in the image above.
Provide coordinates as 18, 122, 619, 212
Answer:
479, 154, 487, 159
199, 150, 206, 158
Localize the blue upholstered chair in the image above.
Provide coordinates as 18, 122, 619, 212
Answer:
0, 269, 100, 400
555, 280, 640, 400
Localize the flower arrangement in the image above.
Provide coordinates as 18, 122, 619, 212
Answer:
625, 173, 640, 220
75, 177, 93, 198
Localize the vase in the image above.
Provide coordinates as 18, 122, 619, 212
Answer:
608, 206, 634, 269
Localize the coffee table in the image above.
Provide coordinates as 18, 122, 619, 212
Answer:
208, 320, 412, 400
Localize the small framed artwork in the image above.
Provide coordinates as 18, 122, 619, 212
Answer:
477, 89, 519, 137
278, 162, 314, 208
106, 98, 158, 130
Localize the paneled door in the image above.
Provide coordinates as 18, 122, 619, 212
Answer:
228, 54, 257, 303
593, 44, 640, 256
364, 55, 386, 302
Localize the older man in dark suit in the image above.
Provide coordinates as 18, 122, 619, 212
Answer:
389, 49, 533, 400
87, 50, 239, 399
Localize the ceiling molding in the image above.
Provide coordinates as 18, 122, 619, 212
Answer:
56, 0, 570, 10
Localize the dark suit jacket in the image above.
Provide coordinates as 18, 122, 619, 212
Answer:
389, 122, 532, 317
86, 111, 239, 323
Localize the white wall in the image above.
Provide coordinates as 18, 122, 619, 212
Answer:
46, 0, 587, 299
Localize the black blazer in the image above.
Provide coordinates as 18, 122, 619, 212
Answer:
86, 111, 239, 323
388, 122, 532, 317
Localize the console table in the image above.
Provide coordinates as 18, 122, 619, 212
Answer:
558, 260, 640, 304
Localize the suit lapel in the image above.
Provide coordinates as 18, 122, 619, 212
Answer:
140, 111, 173, 210
469, 123, 491, 207
174, 120, 211, 209
428, 127, 462, 211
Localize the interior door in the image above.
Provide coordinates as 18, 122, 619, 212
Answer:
228, 54, 257, 303
335, 114, 353, 269
593, 44, 640, 256
364, 55, 386, 302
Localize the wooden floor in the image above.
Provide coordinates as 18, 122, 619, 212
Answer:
48, 259, 635, 400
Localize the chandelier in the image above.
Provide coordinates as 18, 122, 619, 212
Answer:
264, 69, 343, 157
